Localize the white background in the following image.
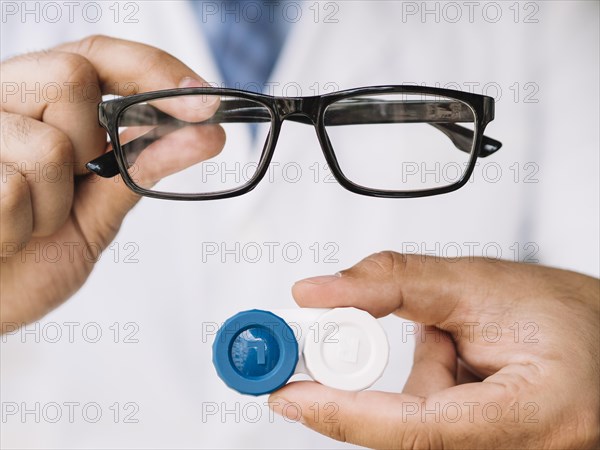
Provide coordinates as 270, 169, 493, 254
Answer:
1, 1, 599, 448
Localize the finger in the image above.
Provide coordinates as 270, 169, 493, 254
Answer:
0, 162, 32, 255
269, 381, 426, 448
0, 112, 74, 237
1, 51, 105, 173
71, 122, 226, 249
55, 35, 219, 121
270, 380, 514, 449
145, 77, 221, 123
55, 35, 208, 95
129, 123, 226, 188
292, 251, 508, 326
402, 325, 457, 397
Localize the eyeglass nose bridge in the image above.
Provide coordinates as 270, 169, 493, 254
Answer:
274, 96, 321, 123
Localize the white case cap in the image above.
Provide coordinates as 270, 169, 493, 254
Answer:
303, 307, 389, 391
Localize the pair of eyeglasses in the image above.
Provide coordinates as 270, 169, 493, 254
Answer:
87, 85, 501, 199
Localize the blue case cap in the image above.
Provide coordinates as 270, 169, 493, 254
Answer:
212, 309, 299, 396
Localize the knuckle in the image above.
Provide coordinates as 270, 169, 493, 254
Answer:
401, 430, 437, 449
50, 51, 97, 89
0, 165, 28, 212
38, 128, 73, 165
0, 166, 32, 250
361, 250, 406, 278
140, 48, 176, 79
74, 34, 108, 58
321, 418, 349, 443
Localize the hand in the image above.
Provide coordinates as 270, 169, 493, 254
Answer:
270, 252, 600, 449
0, 35, 223, 327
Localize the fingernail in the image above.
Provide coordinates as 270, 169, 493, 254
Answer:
299, 272, 342, 285
269, 396, 304, 423
178, 77, 218, 109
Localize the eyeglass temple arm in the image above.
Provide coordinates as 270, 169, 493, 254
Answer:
88, 98, 502, 178
306, 99, 501, 157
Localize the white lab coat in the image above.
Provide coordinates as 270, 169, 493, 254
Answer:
1, 1, 598, 449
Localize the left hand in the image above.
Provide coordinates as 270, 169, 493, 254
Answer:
268, 252, 600, 449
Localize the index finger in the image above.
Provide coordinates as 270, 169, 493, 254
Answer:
55, 35, 206, 96
291, 251, 550, 327
56, 35, 219, 122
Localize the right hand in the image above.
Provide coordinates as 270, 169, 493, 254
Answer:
0, 35, 223, 327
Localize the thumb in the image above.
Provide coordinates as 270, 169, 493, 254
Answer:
71, 169, 142, 250
292, 251, 510, 326
269, 381, 427, 448
269, 379, 507, 449
72, 114, 225, 250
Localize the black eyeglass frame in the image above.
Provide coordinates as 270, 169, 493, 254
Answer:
91, 85, 498, 200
